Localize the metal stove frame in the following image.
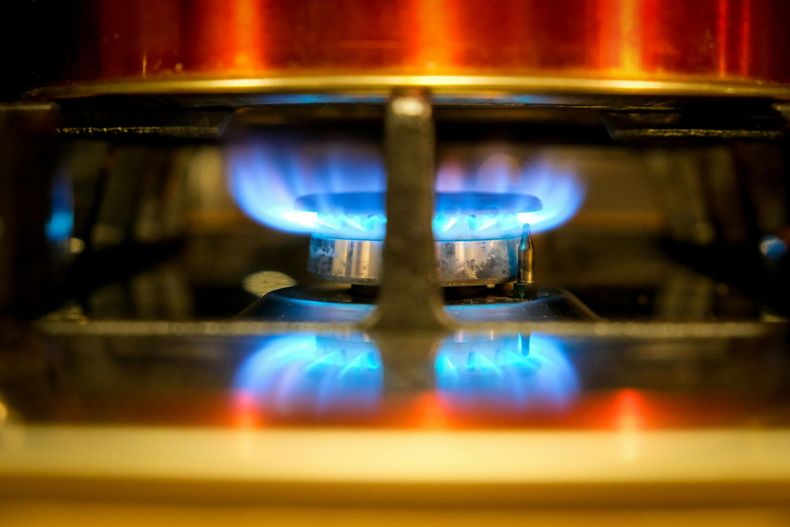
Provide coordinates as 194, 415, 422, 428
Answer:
27, 88, 789, 393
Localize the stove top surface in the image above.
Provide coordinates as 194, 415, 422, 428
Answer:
2, 316, 789, 507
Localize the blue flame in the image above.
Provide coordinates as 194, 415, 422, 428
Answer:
438, 152, 585, 234
435, 333, 579, 410
228, 139, 386, 237
233, 334, 383, 415
46, 169, 74, 243
228, 140, 584, 240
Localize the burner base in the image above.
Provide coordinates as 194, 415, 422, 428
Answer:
308, 236, 520, 286
250, 286, 598, 323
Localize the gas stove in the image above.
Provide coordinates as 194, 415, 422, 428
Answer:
1, 0, 790, 521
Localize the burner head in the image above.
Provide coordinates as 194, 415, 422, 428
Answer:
308, 236, 519, 286
294, 191, 542, 241
298, 191, 541, 286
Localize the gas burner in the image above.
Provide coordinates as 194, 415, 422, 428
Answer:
297, 190, 542, 287
243, 187, 593, 322
230, 149, 591, 321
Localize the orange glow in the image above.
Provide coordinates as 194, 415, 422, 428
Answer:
596, 0, 619, 71
63, 0, 788, 85
193, 0, 266, 72
717, 0, 729, 75
739, 0, 752, 77
233, 392, 263, 429
615, 389, 644, 461
232, 0, 266, 70
409, 0, 458, 72
596, 0, 643, 74
413, 393, 451, 429
618, 0, 643, 74
615, 389, 645, 424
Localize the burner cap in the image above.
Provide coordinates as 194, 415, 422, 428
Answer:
294, 191, 542, 216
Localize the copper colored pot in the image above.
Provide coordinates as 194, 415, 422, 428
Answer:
29, 0, 790, 98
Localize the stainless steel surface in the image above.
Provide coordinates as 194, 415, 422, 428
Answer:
32, 318, 785, 339
437, 237, 518, 286
308, 236, 519, 286
25, 76, 790, 102
252, 287, 597, 323
307, 237, 380, 286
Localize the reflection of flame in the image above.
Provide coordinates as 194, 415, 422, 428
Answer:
615, 388, 644, 462
233, 334, 383, 417
435, 333, 579, 410
228, 139, 584, 239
